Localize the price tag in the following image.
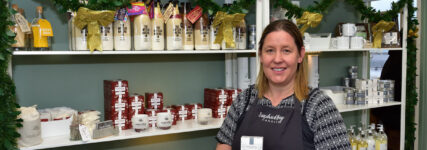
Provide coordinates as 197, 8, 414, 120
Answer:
186, 6, 202, 24
162, 3, 174, 24
79, 124, 92, 142
14, 13, 31, 33
38, 19, 53, 36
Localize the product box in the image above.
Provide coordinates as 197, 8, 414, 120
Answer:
145, 92, 164, 110
226, 88, 242, 106
145, 109, 160, 127
212, 105, 227, 118
174, 105, 191, 121
162, 107, 178, 125
128, 94, 145, 129
104, 80, 130, 130
204, 88, 229, 108
186, 103, 203, 119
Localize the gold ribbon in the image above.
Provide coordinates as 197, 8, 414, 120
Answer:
74, 7, 116, 52
408, 27, 419, 38
296, 11, 323, 35
372, 20, 395, 48
212, 11, 246, 49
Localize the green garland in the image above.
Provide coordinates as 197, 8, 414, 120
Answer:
193, 0, 256, 15
49, 0, 131, 13
345, 0, 407, 22
274, 0, 336, 19
0, 1, 23, 150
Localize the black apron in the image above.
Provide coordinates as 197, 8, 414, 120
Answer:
231, 96, 314, 150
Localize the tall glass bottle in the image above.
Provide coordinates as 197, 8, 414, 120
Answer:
19, 8, 31, 50
114, 16, 131, 51
134, 0, 151, 50
100, 23, 114, 51
166, 0, 183, 50
151, 0, 164, 50
31, 6, 51, 51
375, 125, 387, 150
235, 19, 247, 49
209, 15, 220, 50
195, 13, 209, 50
74, 26, 88, 50
11, 4, 26, 51
181, 2, 194, 50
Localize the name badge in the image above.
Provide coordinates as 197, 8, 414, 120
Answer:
241, 136, 263, 150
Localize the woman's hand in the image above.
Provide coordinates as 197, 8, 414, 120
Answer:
216, 143, 232, 150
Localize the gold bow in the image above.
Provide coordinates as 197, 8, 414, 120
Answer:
372, 20, 395, 48
212, 11, 246, 49
296, 11, 323, 35
408, 27, 419, 38
74, 7, 116, 52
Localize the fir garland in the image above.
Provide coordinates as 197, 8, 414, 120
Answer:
274, 0, 336, 19
193, 0, 256, 15
49, 0, 131, 13
0, 1, 23, 150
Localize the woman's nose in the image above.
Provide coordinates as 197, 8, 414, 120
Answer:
273, 52, 284, 63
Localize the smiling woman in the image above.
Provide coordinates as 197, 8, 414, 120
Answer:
215, 20, 351, 150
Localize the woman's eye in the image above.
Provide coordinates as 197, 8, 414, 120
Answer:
265, 49, 274, 53
282, 49, 291, 53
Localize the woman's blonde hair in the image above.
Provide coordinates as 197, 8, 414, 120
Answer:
255, 20, 309, 101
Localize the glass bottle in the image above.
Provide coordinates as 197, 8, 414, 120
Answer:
166, 0, 182, 50
367, 129, 375, 150
19, 8, 31, 51
114, 16, 131, 51
357, 130, 368, 150
100, 23, 114, 51
31, 6, 51, 51
235, 19, 247, 49
181, 2, 194, 50
349, 126, 358, 150
67, 11, 75, 51
134, 0, 151, 50
209, 15, 220, 50
11, 4, 26, 51
151, 0, 164, 50
74, 25, 88, 51
194, 13, 209, 50
375, 124, 387, 150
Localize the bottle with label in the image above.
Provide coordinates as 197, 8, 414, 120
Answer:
31, 6, 51, 51
349, 126, 358, 150
235, 19, 247, 49
194, 13, 209, 50
180, 2, 194, 50
209, 15, 220, 50
19, 8, 32, 51
100, 23, 114, 51
166, 0, 183, 50
375, 124, 387, 150
151, 0, 164, 50
114, 17, 131, 51
369, 123, 378, 139
247, 25, 256, 50
134, 1, 151, 51
366, 129, 375, 150
10, 4, 26, 51
74, 26, 88, 50
68, 11, 75, 51
357, 129, 368, 150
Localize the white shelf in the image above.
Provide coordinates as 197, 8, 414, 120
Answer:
12, 50, 257, 56
20, 118, 225, 150
306, 48, 403, 53
336, 101, 401, 113
20, 101, 401, 150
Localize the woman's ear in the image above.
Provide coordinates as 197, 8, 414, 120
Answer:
298, 46, 306, 63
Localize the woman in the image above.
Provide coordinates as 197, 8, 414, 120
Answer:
216, 20, 351, 150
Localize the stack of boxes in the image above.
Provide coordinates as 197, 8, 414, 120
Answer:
204, 88, 241, 118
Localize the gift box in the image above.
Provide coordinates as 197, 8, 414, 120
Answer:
145, 109, 160, 127
128, 94, 145, 129
204, 88, 228, 108
174, 105, 191, 121
186, 103, 203, 119
145, 92, 164, 110
104, 80, 130, 130
226, 88, 242, 106
212, 105, 227, 118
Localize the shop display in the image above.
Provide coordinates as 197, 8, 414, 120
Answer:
166, 1, 183, 50
17, 105, 42, 147
31, 6, 52, 51
194, 13, 209, 50
197, 108, 212, 125
131, 114, 149, 132
186, 103, 202, 119
104, 80, 130, 130
128, 94, 145, 129
151, 0, 165, 50
156, 112, 173, 129
114, 18, 131, 51
133, 1, 151, 51
145, 92, 164, 110
100, 24, 114, 51
181, 2, 194, 50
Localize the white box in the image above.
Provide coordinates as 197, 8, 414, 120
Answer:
304, 33, 331, 50
320, 86, 345, 105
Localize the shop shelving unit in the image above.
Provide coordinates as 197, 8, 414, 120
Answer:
11, 0, 407, 149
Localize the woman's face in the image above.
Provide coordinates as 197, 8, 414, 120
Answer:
260, 30, 305, 87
